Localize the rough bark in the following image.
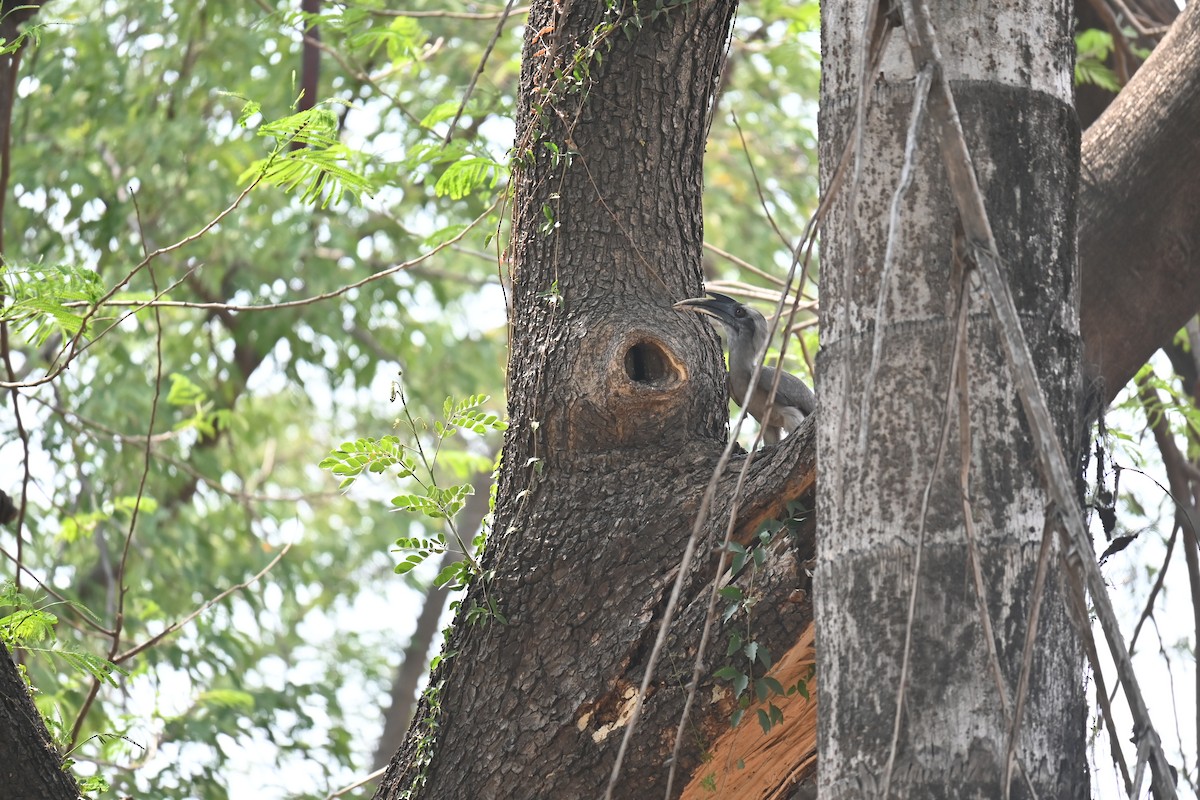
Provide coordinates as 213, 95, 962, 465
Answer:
2, 1, 1196, 796
1079, 0, 1200, 408
371, 1, 818, 796
816, 1, 1086, 798
0, 641, 81, 800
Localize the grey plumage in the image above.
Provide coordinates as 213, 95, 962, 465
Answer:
674, 291, 816, 444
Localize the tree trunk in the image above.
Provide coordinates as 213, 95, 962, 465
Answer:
0, 641, 81, 800
816, 1, 1087, 797
372, 1, 784, 796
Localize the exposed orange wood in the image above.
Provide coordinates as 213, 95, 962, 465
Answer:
681, 622, 817, 800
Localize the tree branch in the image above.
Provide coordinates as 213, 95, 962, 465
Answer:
1080, 0, 1200, 408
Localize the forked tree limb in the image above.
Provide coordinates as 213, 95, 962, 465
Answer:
1080, 0, 1200, 408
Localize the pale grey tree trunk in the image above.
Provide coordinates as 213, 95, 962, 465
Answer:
816, 2, 1087, 797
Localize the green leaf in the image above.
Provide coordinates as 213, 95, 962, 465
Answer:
197, 689, 255, 711
52, 649, 123, 686
0, 608, 58, 645
434, 157, 502, 201
237, 99, 262, 128
167, 373, 208, 407
755, 644, 773, 671
0, 263, 104, 346
712, 665, 740, 681
421, 100, 463, 130
717, 586, 743, 602
434, 562, 466, 589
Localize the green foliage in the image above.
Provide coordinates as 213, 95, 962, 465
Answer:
167, 373, 232, 438
0, 582, 59, 646
434, 156, 503, 200
1, 582, 124, 693
715, 507, 812, 734
1075, 29, 1121, 92
59, 496, 158, 544
320, 436, 417, 490
321, 390, 506, 598
4, 1, 514, 796
0, 264, 105, 346
240, 105, 376, 207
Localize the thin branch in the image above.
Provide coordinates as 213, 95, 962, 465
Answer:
1106, 0, 1173, 38
0, 545, 113, 636
2, 174, 265, 390
702, 241, 788, 289
70, 195, 170, 749
115, 543, 292, 663
1085, 0, 1136, 84
1149, 615, 1190, 791
1078, 599, 1134, 796
442, 0, 520, 144
352, 3, 529, 20
1138, 379, 1200, 787
1126, 522, 1178, 660
324, 766, 387, 799
25, 394, 339, 505
2, 202, 496, 387
730, 109, 795, 254
1005, 518, 1059, 799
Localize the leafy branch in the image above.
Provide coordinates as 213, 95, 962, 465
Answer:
320, 386, 506, 601
238, 104, 376, 207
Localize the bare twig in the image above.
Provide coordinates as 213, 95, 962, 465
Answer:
730, 110, 794, 254
1085, 0, 1136, 84
115, 543, 292, 663
353, 3, 529, 20
1138, 379, 1200, 787
1005, 518, 1057, 799
1125, 522, 1178, 660
324, 766, 387, 799
70, 196, 170, 748
2, 202, 497, 387
442, 0, 520, 144
702, 241, 788, 289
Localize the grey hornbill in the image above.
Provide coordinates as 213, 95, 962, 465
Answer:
675, 291, 816, 444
